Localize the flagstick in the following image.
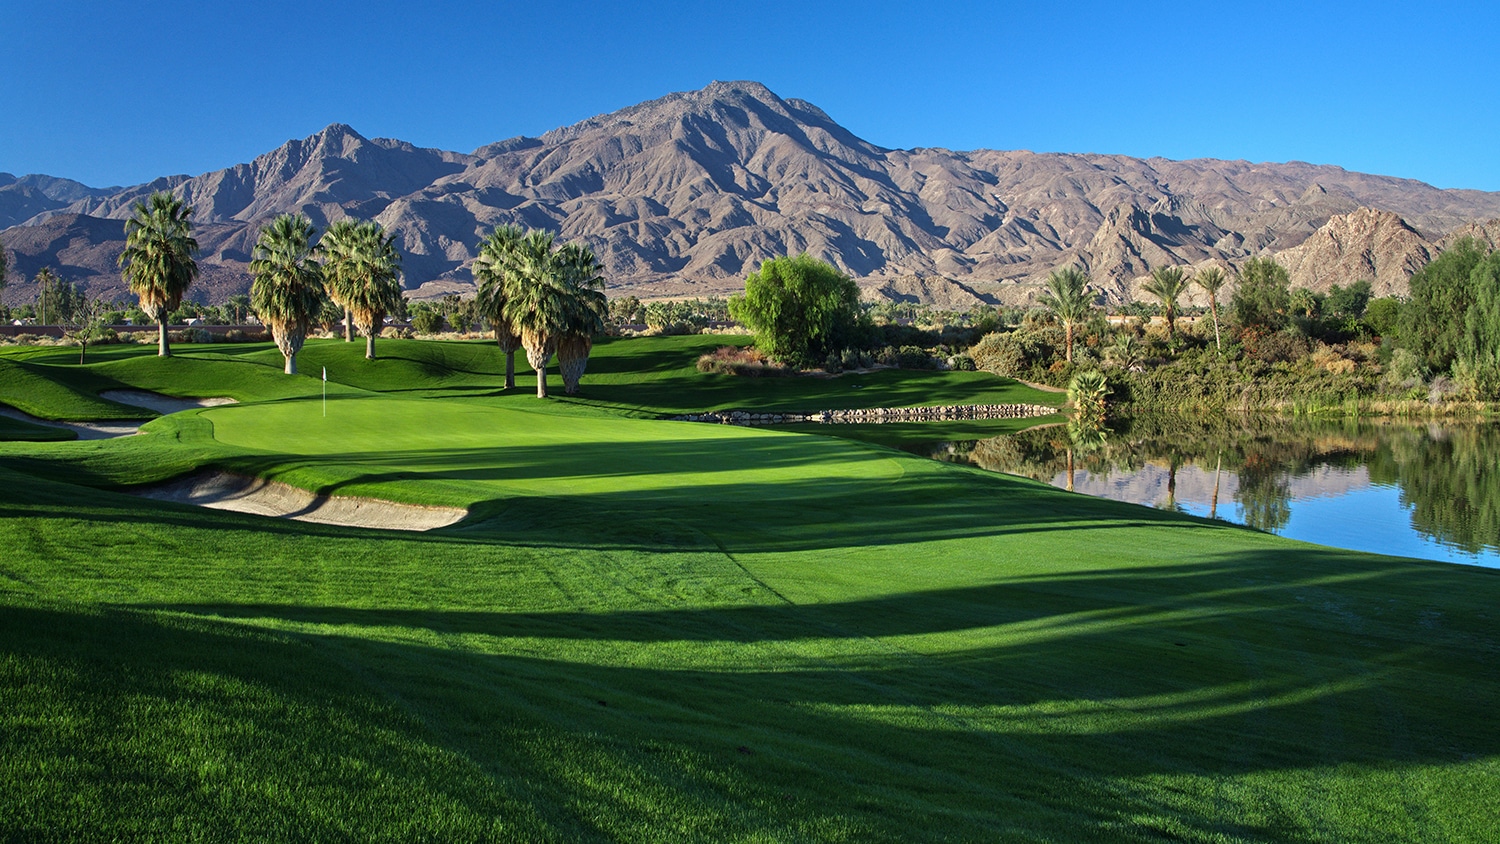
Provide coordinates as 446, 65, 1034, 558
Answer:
322, 366, 327, 417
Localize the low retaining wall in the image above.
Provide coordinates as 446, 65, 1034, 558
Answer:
672, 403, 1057, 426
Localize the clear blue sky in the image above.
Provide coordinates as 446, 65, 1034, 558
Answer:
4, 0, 1498, 190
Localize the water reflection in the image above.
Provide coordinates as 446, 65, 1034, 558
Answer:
909, 415, 1500, 567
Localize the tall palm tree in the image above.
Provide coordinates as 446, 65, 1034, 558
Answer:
554, 241, 608, 395
250, 214, 325, 375
1195, 266, 1227, 351
1040, 266, 1093, 365
500, 230, 571, 398
321, 220, 402, 359
320, 219, 361, 342
118, 192, 199, 357
1142, 266, 1189, 344
473, 225, 526, 389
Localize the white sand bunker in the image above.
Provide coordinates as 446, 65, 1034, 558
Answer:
100, 390, 238, 414
133, 471, 467, 532
0, 406, 145, 440
0, 391, 238, 440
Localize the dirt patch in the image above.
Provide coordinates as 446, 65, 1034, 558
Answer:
100, 390, 238, 414
132, 471, 468, 532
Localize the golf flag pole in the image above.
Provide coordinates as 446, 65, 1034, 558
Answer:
322, 367, 327, 417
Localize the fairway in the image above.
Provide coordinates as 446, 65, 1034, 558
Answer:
1, 338, 1497, 842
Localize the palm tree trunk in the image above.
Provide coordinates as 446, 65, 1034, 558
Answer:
505, 352, 515, 390
366, 331, 376, 360
344, 308, 353, 342
1064, 322, 1074, 365
1066, 448, 1075, 492
285, 355, 297, 375
158, 319, 170, 357
1210, 301, 1221, 351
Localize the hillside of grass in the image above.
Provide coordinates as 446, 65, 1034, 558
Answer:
0, 336, 1496, 842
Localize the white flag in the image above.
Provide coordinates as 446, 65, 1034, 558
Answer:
322, 367, 327, 381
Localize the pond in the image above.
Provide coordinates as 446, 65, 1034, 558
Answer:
897, 415, 1500, 568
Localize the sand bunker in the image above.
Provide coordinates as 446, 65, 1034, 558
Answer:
99, 390, 238, 414
0, 391, 238, 440
0, 406, 145, 440
133, 471, 468, 532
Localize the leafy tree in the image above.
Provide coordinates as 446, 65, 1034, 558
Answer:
1324, 280, 1372, 319
1142, 266, 1189, 344
410, 305, 444, 335
60, 294, 111, 364
321, 219, 403, 359
474, 224, 526, 388
1231, 257, 1291, 332
1194, 266, 1227, 351
1457, 251, 1500, 397
250, 214, 326, 375
118, 191, 200, 357
1363, 297, 1401, 338
1038, 266, 1093, 365
1401, 237, 1487, 374
728, 254, 861, 369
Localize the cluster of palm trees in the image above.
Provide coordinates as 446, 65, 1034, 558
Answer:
473, 225, 607, 398
1039, 262, 1230, 363
116, 191, 608, 394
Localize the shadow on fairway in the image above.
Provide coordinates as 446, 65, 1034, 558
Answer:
6, 551, 1496, 842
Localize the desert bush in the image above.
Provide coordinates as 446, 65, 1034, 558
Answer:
897, 345, 934, 369
950, 354, 976, 371
696, 346, 791, 377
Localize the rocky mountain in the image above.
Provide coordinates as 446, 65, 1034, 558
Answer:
4, 80, 1500, 307
1274, 208, 1437, 297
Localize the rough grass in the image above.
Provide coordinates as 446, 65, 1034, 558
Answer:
0, 336, 1496, 842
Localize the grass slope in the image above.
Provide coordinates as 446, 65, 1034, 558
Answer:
0, 337, 1496, 842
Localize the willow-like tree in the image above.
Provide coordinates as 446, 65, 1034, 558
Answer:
118, 192, 199, 357
1039, 266, 1093, 365
554, 242, 608, 395
473, 225, 526, 388
321, 219, 402, 359
1142, 266, 1189, 344
1194, 266, 1226, 351
250, 215, 326, 375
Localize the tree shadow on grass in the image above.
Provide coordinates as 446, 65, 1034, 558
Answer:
6, 547, 1497, 842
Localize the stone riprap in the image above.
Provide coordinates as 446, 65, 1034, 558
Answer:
671, 404, 1057, 426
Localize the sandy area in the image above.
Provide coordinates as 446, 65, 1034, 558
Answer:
132, 470, 468, 532
0, 391, 238, 440
99, 390, 239, 414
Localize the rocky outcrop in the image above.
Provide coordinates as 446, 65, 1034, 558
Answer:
1440, 218, 1500, 251
673, 403, 1056, 425
861, 274, 996, 308
1274, 207, 1436, 296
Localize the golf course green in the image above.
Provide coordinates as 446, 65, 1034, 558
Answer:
1, 335, 1496, 842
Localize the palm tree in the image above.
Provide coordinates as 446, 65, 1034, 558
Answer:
249, 214, 325, 375
1142, 266, 1189, 344
500, 230, 570, 398
320, 219, 361, 342
321, 220, 402, 359
227, 293, 251, 325
1195, 266, 1227, 351
554, 241, 608, 395
473, 225, 526, 389
118, 192, 199, 357
1040, 266, 1093, 365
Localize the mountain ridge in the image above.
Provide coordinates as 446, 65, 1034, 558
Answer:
4, 80, 1500, 306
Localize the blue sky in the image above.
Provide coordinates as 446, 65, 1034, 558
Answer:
3, 0, 1498, 190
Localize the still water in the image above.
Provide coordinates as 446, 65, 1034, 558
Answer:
905, 416, 1500, 568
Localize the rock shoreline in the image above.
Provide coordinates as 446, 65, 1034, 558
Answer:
671, 404, 1057, 426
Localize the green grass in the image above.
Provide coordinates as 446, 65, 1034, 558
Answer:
1, 336, 1497, 842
